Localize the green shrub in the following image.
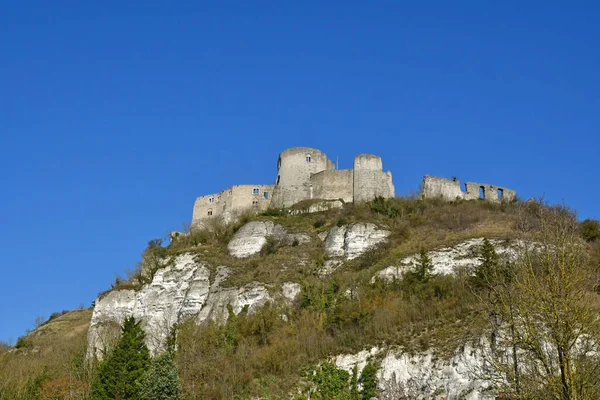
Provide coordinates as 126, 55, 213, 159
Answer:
90, 317, 150, 400
580, 219, 600, 242
140, 352, 181, 400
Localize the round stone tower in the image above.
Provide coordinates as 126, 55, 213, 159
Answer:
269, 147, 334, 208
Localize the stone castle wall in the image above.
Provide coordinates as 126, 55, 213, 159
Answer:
353, 154, 395, 203
421, 176, 516, 202
193, 184, 275, 224
192, 147, 395, 225
269, 147, 335, 209
310, 169, 354, 203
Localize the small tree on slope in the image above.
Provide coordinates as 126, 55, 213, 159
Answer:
140, 352, 181, 400
90, 316, 150, 400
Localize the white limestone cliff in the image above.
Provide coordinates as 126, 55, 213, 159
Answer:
333, 341, 494, 400
87, 253, 271, 358
374, 238, 519, 282
324, 223, 391, 260
227, 221, 311, 258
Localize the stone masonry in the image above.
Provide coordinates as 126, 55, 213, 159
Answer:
421, 175, 516, 202
192, 147, 395, 225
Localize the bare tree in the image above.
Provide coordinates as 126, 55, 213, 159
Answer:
478, 204, 600, 399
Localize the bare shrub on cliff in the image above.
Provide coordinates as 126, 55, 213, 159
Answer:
478, 204, 600, 399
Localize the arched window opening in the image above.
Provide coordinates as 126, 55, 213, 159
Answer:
209, 197, 214, 204
207, 209, 213, 216
253, 187, 260, 194
306, 154, 311, 162
252, 200, 259, 207
497, 188, 504, 200
479, 186, 485, 199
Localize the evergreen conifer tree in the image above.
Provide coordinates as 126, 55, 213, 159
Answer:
90, 316, 150, 400
140, 352, 181, 400
415, 248, 434, 283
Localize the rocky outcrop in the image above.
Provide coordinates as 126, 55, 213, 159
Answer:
87, 253, 272, 358
281, 282, 301, 302
374, 238, 518, 282
324, 223, 391, 260
227, 221, 311, 258
334, 342, 492, 400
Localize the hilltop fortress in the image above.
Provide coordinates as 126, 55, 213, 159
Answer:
192, 147, 516, 225
192, 147, 394, 225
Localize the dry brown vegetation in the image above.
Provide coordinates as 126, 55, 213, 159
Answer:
3, 197, 599, 399
0, 309, 93, 399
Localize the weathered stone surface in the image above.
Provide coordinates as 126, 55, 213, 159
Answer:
227, 221, 310, 258
421, 175, 516, 202
290, 199, 345, 215
227, 221, 284, 258
334, 342, 492, 400
193, 147, 395, 225
87, 254, 271, 358
281, 282, 301, 301
324, 223, 391, 260
374, 238, 519, 283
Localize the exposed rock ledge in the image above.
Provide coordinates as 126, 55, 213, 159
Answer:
227, 221, 311, 258
333, 341, 492, 400
87, 253, 274, 358
324, 223, 391, 260
374, 238, 519, 283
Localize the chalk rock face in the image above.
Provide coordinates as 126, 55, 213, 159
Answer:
227, 221, 310, 258
87, 254, 271, 358
334, 342, 492, 400
375, 238, 519, 283
281, 282, 301, 301
325, 223, 391, 260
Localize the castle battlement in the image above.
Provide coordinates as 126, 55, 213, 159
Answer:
192, 147, 394, 225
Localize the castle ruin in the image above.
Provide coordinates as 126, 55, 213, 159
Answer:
192, 147, 395, 225
421, 175, 516, 202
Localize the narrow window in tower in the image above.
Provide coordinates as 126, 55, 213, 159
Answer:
209, 197, 214, 204
306, 154, 311, 162
208, 209, 213, 216
479, 186, 485, 199
253, 187, 260, 194
497, 188, 504, 200
264, 192, 269, 199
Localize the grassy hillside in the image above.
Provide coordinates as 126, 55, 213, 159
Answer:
2, 197, 599, 399
0, 309, 92, 400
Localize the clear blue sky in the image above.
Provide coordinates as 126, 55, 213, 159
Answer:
1, 1, 598, 343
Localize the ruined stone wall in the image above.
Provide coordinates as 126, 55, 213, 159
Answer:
192, 184, 274, 225
270, 147, 334, 208
421, 176, 464, 201
352, 154, 395, 203
463, 182, 516, 202
310, 169, 354, 203
421, 175, 516, 202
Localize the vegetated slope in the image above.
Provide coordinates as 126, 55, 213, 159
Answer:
3, 197, 599, 399
165, 198, 536, 398
0, 308, 92, 400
